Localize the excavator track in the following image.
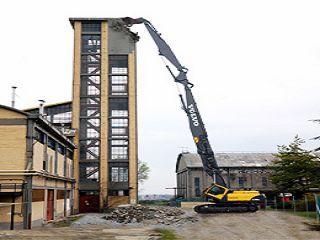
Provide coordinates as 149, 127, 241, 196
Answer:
194, 202, 258, 214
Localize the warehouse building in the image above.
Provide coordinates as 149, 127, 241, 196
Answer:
23, 18, 139, 213
0, 105, 75, 229
176, 152, 276, 199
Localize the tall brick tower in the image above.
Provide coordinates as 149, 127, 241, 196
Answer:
69, 18, 139, 212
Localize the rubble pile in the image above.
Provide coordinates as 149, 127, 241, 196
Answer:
104, 205, 198, 225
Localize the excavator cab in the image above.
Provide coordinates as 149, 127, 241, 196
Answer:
204, 184, 229, 201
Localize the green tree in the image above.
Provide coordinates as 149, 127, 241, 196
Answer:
138, 160, 150, 184
270, 135, 320, 196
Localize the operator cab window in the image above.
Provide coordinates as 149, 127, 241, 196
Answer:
208, 186, 225, 195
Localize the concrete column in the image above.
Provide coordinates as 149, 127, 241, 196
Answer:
71, 21, 81, 213
128, 51, 138, 204
23, 177, 32, 229
64, 182, 67, 217
100, 21, 109, 209
53, 189, 57, 220
43, 189, 48, 221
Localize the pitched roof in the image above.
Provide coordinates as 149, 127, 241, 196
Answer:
176, 152, 277, 172
0, 104, 29, 116
23, 101, 71, 112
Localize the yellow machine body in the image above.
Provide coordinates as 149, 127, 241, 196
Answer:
204, 183, 262, 203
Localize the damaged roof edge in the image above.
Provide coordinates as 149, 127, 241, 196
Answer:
68, 17, 139, 41
69, 17, 110, 27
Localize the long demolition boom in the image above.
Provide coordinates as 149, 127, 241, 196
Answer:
122, 17, 226, 187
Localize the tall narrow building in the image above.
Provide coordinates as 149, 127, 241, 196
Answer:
69, 18, 139, 212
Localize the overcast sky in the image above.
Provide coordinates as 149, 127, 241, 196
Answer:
1, 1, 320, 194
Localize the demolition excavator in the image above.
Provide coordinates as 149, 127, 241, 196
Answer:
123, 17, 265, 213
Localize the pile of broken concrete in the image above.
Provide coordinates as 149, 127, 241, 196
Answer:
104, 205, 198, 225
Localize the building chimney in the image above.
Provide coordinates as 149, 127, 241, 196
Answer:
38, 100, 45, 116
11, 86, 17, 108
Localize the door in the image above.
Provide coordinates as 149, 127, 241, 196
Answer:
47, 190, 54, 221
79, 195, 99, 213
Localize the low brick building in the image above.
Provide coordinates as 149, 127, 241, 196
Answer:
176, 152, 276, 199
0, 105, 75, 229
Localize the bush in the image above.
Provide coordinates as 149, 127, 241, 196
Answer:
294, 197, 316, 211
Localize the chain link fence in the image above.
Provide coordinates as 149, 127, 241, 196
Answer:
261, 193, 320, 222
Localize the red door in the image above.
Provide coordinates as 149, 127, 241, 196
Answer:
79, 195, 99, 213
47, 190, 54, 221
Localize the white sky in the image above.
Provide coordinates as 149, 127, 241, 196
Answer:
1, 0, 320, 194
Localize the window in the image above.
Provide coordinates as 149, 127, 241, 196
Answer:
86, 146, 99, 160
262, 177, 268, 187
109, 56, 128, 96
111, 110, 128, 117
111, 67, 127, 74
87, 128, 99, 138
82, 22, 101, 32
86, 167, 99, 180
88, 39, 101, 45
111, 119, 128, 127
87, 109, 100, 117
194, 177, 201, 197
84, 98, 99, 105
52, 112, 72, 124
239, 176, 246, 188
87, 85, 100, 95
42, 157, 47, 171
208, 186, 225, 195
111, 76, 127, 84
81, 35, 101, 54
111, 85, 127, 95
111, 128, 126, 135
84, 55, 100, 63
67, 150, 73, 160
89, 75, 100, 84
111, 167, 119, 182
57, 144, 65, 155
111, 140, 128, 146
48, 137, 55, 150
111, 147, 128, 160
108, 189, 129, 196
35, 129, 46, 144
111, 167, 128, 182
88, 118, 100, 126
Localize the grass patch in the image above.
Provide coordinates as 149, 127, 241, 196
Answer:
292, 211, 317, 220
139, 200, 170, 206
154, 228, 178, 240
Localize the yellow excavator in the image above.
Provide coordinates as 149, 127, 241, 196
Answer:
123, 17, 265, 213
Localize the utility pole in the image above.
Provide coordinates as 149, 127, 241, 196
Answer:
11, 86, 17, 108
